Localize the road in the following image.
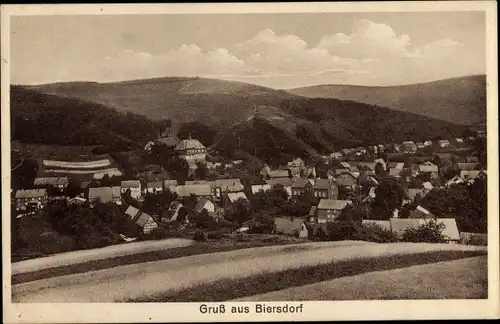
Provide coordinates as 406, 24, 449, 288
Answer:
11, 241, 485, 303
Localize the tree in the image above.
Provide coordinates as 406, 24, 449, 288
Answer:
372, 178, 404, 219
11, 158, 38, 190
194, 162, 208, 180
224, 198, 252, 226
374, 162, 386, 177
338, 201, 367, 223
177, 122, 217, 146
66, 179, 82, 198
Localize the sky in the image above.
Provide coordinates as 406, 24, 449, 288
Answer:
10, 11, 486, 88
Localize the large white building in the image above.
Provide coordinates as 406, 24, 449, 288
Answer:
174, 136, 207, 162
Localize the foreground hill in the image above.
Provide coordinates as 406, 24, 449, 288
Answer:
287, 75, 486, 126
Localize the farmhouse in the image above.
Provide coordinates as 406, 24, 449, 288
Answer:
121, 180, 142, 199
14, 189, 48, 212
314, 199, 352, 223
125, 205, 158, 235
88, 186, 122, 205
174, 135, 207, 162
291, 178, 313, 197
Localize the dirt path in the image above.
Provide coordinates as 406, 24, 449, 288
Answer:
12, 238, 195, 275
235, 256, 488, 300
12, 242, 485, 303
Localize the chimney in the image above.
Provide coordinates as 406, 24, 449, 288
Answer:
188, 133, 192, 140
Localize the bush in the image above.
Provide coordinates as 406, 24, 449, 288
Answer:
460, 232, 488, 246
326, 221, 358, 241
401, 220, 446, 243
193, 230, 206, 242
207, 230, 223, 240
354, 224, 398, 243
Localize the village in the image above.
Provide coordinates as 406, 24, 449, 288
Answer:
11, 126, 488, 258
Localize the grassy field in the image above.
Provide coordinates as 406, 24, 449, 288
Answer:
12, 242, 485, 303
236, 256, 488, 300
12, 235, 308, 284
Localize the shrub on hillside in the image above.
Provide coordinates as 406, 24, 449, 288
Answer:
401, 220, 446, 243
325, 221, 358, 241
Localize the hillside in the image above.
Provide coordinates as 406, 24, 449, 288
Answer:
12, 78, 469, 165
26, 77, 297, 129
10, 86, 159, 149
287, 75, 486, 126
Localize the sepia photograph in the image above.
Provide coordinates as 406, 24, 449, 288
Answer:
1, 2, 498, 322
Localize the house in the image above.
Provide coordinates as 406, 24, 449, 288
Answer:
437, 140, 450, 148
93, 169, 123, 180
308, 206, 317, 223
267, 169, 290, 179
194, 198, 215, 213
409, 205, 436, 219
417, 163, 439, 174
390, 218, 426, 237
315, 199, 352, 223
335, 172, 358, 188
407, 188, 427, 202
125, 205, 158, 235
312, 179, 339, 199
163, 201, 184, 223
213, 178, 244, 200
422, 181, 434, 191
465, 156, 479, 163
33, 177, 69, 190
145, 181, 164, 194
291, 178, 313, 197
416, 142, 425, 149
361, 219, 391, 231
387, 162, 405, 170
460, 170, 487, 183
341, 148, 351, 156
88, 186, 122, 205
14, 189, 48, 212
445, 175, 465, 187
401, 141, 417, 153
121, 180, 142, 199
222, 192, 249, 207
457, 163, 480, 171
340, 162, 351, 169
424, 140, 433, 147
168, 184, 212, 198
174, 135, 207, 162
358, 162, 376, 171
67, 196, 87, 205
273, 216, 308, 238
265, 178, 294, 196
251, 184, 271, 194
436, 218, 460, 243
163, 180, 178, 188
330, 152, 343, 160
287, 157, 305, 167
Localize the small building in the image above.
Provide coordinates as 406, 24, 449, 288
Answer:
330, 152, 343, 160
335, 172, 358, 188
67, 196, 87, 205
88, 186, 122, 205
361, 219, 391, 231
267, 170, 290, 179
213, 178, 244, 200
387, 162, 405, 170
168, 184, 212, 198
33, 177, 69, 190
312, 179, 339, 199
121, 180, 142, 200
145, 181, 164, 194
264, 178, 294, 197
291, 178, 313, 197
251, 184, 271, 195
194, 198, 216, 213
163, 180, 178, 188
125, 205, 158, 235
436, 218, 460, 243
437, 140, 450, 148
408, 205, 436, 219
445, 175, 465, 187
315, 199, 352, 223
460, 170, 487, 183
222, 191, 249, 208
422, 181, 434, 191
407, 188, 427, 202
287, 157, 305, 167
465, 156, 479, 163
14, 189, 48, 212
457, 163, 481, 171
401, 141, 417, 154
273, 216, 308, 238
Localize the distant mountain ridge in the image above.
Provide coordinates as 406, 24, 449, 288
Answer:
286, 75, 486, 126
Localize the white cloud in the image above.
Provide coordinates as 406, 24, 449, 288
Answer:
88, 20, 479, 87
